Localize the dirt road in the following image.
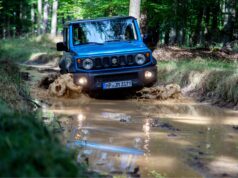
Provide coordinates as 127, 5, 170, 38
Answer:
26, 67, 238, 178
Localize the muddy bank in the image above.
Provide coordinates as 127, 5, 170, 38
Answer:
0, 60, 36, 111
156, 59, 238, 110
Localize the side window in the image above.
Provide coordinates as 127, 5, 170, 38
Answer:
63, 28, 67, 44
125, 24, 137, 40
63, 28, 69, 50
73, 25, 87, 45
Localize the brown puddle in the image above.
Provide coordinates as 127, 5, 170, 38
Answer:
40, 98, 238, 178
25, 67, 238, 177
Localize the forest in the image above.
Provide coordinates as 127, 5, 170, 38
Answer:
1, 0, 238, 177
0, 0, 237, 48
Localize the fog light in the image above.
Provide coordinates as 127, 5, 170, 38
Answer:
78, 77, 88, 85
145, 71, 153, 79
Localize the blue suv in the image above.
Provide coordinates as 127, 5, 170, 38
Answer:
57, 16, 157, 91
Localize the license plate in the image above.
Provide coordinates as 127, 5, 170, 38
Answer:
102, 80, 132, 89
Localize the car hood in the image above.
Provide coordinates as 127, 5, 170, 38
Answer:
71, 41, 149, 57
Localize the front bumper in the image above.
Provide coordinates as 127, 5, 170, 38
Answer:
73, 65, 157, 91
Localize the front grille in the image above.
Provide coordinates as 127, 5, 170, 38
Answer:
95, 58, 102, 68
77, 53, 149, 70
103, 57, 110, 68
119, 56, 127, 66
95, 72, 138, 82
127, 55, 134, 65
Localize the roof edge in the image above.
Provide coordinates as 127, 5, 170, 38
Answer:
64, 16, 136, 26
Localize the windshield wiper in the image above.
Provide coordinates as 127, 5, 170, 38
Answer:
83, 42, 104, 45
105, 39, 132, 43
105, 39, 123, 42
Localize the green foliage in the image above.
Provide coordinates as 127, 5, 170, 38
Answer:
142, 0, 237, 46
0, 1, 2, 10
0, 0, 237, 47
58, 0, 129, 20
149, 170, 166, 178
0, 36, 57, 63
0, 36, 99, 177
0, 112, 88, 177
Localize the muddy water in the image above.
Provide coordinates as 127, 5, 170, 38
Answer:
24, 65, 238, 177
41, 97, 238, 178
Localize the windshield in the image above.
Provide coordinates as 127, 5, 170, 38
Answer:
72, 18, 138, 45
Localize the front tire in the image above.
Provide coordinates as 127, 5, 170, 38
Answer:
60, 69, 67, 74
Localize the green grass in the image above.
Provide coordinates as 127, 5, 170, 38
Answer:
149, 170, 166, 178
157, 59, 238, 105
0, 35, 59, 63
0, 60, 31, 111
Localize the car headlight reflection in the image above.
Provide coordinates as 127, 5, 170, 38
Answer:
135, 54, 146, 65
82, 58, 94, 70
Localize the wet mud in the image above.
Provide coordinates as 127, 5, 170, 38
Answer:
25, 67, 238, 178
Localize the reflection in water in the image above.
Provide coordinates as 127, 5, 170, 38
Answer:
101, 112, 131, 122
143, 118, 151, 158
68, 140, 144, 155
47, 100, 238, 178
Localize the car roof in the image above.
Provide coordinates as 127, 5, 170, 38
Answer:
64, 16, 136, 27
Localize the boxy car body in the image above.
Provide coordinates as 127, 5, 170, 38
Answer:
57, 16, 157, 91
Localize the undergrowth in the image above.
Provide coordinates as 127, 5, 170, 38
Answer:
0, 37, 93, 177
0, 111, 88, 177
157, 59, 238, 105
0, 35, 59, 63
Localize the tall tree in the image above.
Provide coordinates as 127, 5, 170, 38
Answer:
37, 0, 42, 35
223, 0, 236, 46
43, 0, 49, 34
129, 0, 141, 22
51, 0, 58, 36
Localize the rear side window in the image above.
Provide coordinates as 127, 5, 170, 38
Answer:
63, 28, 68, 44
63, 28, 69, 49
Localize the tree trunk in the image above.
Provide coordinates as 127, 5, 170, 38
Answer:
43, 0, 50, 34
193, 7, 204, 46
51, 0, 58, 36
164, 28, 170, 45
140, 10, 147, 35
235, 1, 238, 39
129, 0, 141, 24
223, 0, 236, 46
37, 0, 42, 35
181, 28, 187, 46
204, 6, 211, 47
211, 2, 219, 43
31, 4, 35, 34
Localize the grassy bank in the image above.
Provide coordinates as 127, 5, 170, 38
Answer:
0, 110, 88, 177
0, 36, 59, 63
0, 37, 92, 177
157, 59, 238, 107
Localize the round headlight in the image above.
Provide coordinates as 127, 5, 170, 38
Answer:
82, 58, 94, 70
135, 54, 146, 65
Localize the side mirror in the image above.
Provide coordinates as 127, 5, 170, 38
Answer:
56, 42, 67, 51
